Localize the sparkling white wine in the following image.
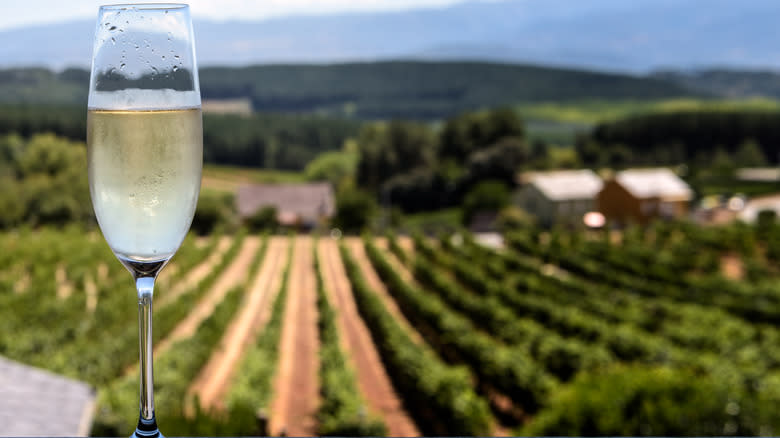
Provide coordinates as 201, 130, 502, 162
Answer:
87, 108, 202, 262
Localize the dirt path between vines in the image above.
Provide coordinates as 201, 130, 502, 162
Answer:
374, 235, 415, 259
188, 237, 289, 413
56, 264, 73, 299
319, 238, 420, 436
345, 238, 423, 345
157, 236, 233, 308
269, 237, 320, 436
154, 236, 261, 357
721, 253, 744, 280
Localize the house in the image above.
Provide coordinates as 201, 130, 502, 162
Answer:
598, 168, 693, 225
738, 193, 780, 224
236, 182, 335, 228
514, 170, 603, 226
0, 356, 95, 436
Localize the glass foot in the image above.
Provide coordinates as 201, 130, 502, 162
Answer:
133, 416, 162, 438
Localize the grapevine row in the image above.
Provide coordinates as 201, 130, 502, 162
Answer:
312, 240, 387, 436
338, 241, 492, 435
362, 239, 557, 414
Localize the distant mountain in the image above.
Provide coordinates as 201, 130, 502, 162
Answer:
0, 62, 696, 119
2, 0, 780, 72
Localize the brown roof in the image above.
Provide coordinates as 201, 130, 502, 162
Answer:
0, 356, 95, 436
236, 183, 335, 223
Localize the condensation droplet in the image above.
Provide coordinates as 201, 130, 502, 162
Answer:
174, 55, 180, 59
110, 37, 116, 45
104, 22, 111, 27
120, 63, 126, 70
161, 55, 166, 60
172, 65, 179, 72
109, 25, 117, 31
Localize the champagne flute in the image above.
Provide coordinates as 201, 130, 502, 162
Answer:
87, 4, 202, 437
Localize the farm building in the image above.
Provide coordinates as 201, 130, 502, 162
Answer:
236, 182, 335, 228
738, 193, 780, 223
598, 168, 693, 225
0, 356, 95, 436
513, 169, 603, 226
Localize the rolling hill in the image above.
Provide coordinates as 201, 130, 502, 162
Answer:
0, 62, 696, 119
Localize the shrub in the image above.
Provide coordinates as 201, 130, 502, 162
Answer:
461, 180, 510, 226
245, 206, 278, 231
192, 191, 235, 235
522, 365, 765, 436
333, 187, 376, 233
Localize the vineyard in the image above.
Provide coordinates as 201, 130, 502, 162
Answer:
1, 220, 780, 436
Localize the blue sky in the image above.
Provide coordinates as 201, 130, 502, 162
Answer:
0, 0, 467, 30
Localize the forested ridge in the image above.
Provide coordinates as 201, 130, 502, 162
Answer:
0, 62, 696, 119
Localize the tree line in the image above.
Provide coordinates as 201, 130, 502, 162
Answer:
577, 110, 780, 167
353, 107, 544, 214
0, 105, 359, 171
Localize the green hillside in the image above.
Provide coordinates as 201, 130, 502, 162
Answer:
0, 62, 696, 119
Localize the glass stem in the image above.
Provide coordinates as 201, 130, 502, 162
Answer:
136, 276, 160, 437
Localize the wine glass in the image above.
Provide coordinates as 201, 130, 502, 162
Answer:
87, 4, 202, 437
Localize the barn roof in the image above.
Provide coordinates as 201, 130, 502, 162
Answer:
524, 169, 603, 201
236, 182, 335, 223
0, 356, 95, 436
615, 168, 693, 201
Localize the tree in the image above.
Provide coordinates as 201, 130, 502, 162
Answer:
246, 206, 278, 231
439, 107, 524, 165
355, 121, 435, 191
304, 150, 357, 187
333, 187, 377, 233
735, 139, 768, 167
461, 180, 510, 225
465, 137, 529, 186
381, 167, 455, 213
712, 146, 736, 178
529, 139, 549, 168
0, 133, 92, 227
0, 176, 25, 227
192, 191, 235, 235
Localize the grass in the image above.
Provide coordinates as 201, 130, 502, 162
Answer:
202, 164, 305, 193
399, 208, 462, 233
517, 97, 780, 126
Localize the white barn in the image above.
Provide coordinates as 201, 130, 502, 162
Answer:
514, 169, 603, 226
